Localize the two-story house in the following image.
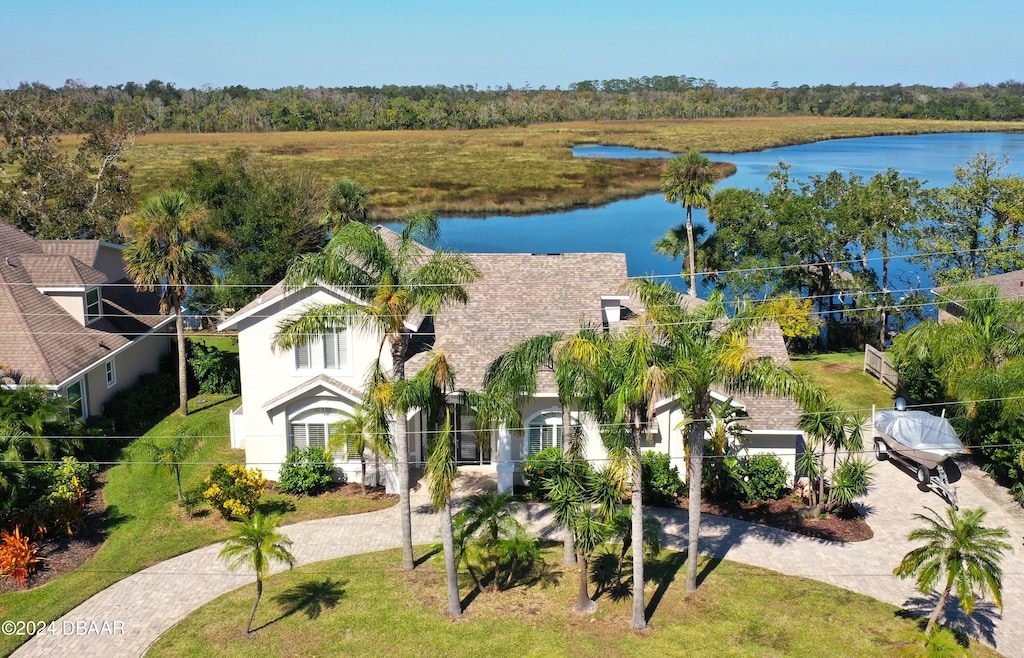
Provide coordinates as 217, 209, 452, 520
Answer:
219, 226, 806, 491
0, 223, 173, 418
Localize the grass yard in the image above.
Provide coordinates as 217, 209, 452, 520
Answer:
0, 393, 394, 657
148, 546, 997, 658
790, 349, 895, 415
91, 117, 1019, 217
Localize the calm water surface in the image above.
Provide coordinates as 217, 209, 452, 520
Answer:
410, 133, 1024, 292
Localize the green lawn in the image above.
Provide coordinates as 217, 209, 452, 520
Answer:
790, 350, 895, 415
0, 393, 394, 657
148, 546, 997, 658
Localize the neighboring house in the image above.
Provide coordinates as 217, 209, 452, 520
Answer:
935, 269, 1024, 323
219, 226, 806, 489
0, 222, 173, 418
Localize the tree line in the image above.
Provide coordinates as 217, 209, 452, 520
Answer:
5, 76, 1024, 134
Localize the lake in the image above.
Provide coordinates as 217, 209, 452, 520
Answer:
416, 133, 1024, 296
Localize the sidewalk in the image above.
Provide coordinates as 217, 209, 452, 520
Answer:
13, 459, 1024, 657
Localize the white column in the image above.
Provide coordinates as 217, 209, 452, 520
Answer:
496, 423, 514, 494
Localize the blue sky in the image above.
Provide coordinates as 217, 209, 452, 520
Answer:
3, 0, 1021, 90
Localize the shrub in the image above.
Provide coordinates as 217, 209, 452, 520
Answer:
641, 452, 685, 507
203, 464, 267, 519
277, 447, 335, 496
0, 526, 41, 587
521, 446, 567, 501
188, 340, 240, 395
45, 457, 96, 535
741, 453, 790, 503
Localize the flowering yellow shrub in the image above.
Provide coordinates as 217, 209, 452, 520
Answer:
202, 464, 267, 519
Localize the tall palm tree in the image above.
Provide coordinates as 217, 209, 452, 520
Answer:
894, 507, 1010, 635
629, 280, 822, 593
273, 212, 480, 571
219, 511, 296, 634
654, 222, 709, 292
119, 191, 225, 416
661, 152, 717, 298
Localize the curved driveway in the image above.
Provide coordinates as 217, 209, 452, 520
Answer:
13, 457, 1024, 657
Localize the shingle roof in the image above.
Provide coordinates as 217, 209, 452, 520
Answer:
407, 251, 631, 391
965, 270, 1024, 301
0, 223, 167, 386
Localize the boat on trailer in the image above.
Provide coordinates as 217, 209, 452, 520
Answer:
872, 402, 963, 507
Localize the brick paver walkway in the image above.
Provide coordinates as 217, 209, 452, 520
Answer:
13, 458, 1024, 657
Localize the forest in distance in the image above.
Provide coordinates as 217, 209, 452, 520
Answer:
4, 74, 1024, 133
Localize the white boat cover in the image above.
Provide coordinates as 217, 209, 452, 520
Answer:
873, 410, 963, 452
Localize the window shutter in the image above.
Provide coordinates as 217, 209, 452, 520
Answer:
528, 425, 541, 456
308, 424, 327, 449
324, 329, 348, 369
295, 343, 311, 369
291, 424, 308, 450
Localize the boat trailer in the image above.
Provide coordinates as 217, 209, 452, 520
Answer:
873, 438, 959, 509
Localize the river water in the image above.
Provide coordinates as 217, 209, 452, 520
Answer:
423, 132, 1024, 295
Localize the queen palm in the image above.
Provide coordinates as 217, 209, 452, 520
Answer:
119, 191, 225, 416
219, 511, 296, 634
483, 327, 605, 566
273, 212, 480, 571
629, 280, 822, 592
661, 152, 717, 298
894, 506, 1010, 635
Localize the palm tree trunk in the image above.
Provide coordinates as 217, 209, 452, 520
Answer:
175, 466, 184, 505
880, 230, 890, 349
175, 309, 189, 416
631, 428, 647, 629
246, 578, 262, 634
685, 205, 697, 298
926, 583, 952, 635
686, 411, 708, 592
561, 401, 577, 566
572, 554, 597, 614
391, 337, 415, 571
440, 501, 462, 617
360, 456, 367, 496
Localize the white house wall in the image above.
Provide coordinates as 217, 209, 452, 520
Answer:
230, 287, 389, 481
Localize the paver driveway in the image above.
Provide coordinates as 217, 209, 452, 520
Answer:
12, 456, 1024, 657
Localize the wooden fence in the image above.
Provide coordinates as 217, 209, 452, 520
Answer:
863, 345, 899, 391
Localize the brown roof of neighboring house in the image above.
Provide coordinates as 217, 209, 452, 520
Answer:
0, 223, 168, 386
964, 270, 1024, 301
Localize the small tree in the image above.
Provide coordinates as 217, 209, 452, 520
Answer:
894, 507, 1010, 636
219, 511, 296, 634
128, 427, 202, 505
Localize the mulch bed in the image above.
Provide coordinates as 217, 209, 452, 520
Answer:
673, 492, 874, 543
0, 472, 110, 594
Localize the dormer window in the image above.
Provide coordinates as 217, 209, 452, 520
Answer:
85, 287, 102, 323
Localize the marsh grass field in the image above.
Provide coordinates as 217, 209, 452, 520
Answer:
106, 117, 1022, 216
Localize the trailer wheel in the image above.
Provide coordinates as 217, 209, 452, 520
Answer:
874, 440, 887, 461
916, 465, 930, 484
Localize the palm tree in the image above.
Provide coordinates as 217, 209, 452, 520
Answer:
894, 507, 1010, 635
323, 179, 370, 231
273, 212, 480, 571
127, 427, 202, 505
219, 511, 296, 634
483, 327, 605, 566
653, 222, 709, 292
661, 151, 717, 298
0, 384, 75, 462
629, 281, 822, 593
119, 191, 225, 416
330, 403, 393, 494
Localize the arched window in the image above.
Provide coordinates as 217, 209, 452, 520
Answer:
526, 410, 563, 456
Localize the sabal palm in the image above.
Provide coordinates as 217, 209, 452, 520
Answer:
894, 506, 1010, 635
661, 151, 716, 298
629, 280, 822, 592
219, 511, 296, 634
119, 191, 223, 416
654, 222, 709, 289
273, 212, 480, 571
323, 179, 370, 231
